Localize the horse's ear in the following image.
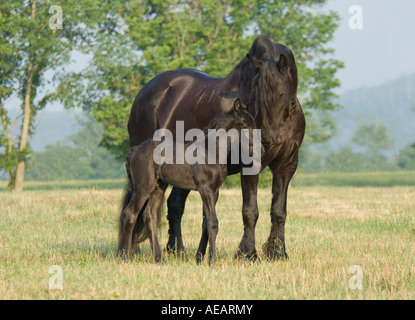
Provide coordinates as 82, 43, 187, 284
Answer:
247, 54, 263, 70
277, 54, 288, 74
233, 98, 242, 113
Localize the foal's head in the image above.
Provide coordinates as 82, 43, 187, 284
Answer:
208, 98, 256, 133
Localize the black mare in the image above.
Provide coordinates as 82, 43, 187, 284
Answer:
123, 35, 306, 260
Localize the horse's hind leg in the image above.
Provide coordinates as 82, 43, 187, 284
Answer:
131, 219, 142, 255
119, 192, 150, 260
196, 210, 208, 264
144, 185, 166, 263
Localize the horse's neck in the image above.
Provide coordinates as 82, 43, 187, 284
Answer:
221, 63, 241, 90
221, 59, 253, 103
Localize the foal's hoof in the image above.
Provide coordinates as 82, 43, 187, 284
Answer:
117, 250, 130, 261
165, 245, 186, 258
196, 253, 204, 265
208, 260, 216, 267
165, 244, 175, 255
131, 244, 141, 256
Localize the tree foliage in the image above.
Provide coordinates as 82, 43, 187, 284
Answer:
352, 121, 394, 154
0, 0, 109, 189
396, 143, 415, 170
300, 121, 401, 173
55, 0, 343, 160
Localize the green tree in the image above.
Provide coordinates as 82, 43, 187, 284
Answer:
352, 121, 394, 155
56, 0, 343, 159
396, 144, 415, 170
0, 0, 107, 190
325, 147, 365, 172
0, 2, 21, 188
349, 121, 395, 171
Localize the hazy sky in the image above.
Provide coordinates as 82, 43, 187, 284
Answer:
8, 0, 415, 112
324, 0, 415, 93
66, 1, 415, 98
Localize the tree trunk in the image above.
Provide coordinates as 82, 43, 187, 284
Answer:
13, 62, 33, 192
12, 0, 38, 192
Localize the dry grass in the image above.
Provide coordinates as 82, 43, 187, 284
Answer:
0, 180, 414, 299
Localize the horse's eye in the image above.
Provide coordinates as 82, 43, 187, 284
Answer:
280, 93, 284, 97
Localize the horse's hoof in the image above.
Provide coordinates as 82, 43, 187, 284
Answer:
263, 242, 288, 261
234, 249, 258, 262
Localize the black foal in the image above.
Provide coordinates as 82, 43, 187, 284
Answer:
118, 99, 257, 265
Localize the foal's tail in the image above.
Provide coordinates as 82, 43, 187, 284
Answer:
118, 147, 164, 252
120, 150, 134, 216
118, 149, 135, 252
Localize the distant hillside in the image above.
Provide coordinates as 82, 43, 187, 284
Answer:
326, 73, 415, 154
30, 109, 82, 151
5, 108, 82, 152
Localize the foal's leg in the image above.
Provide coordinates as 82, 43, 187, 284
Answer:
143, 187, 166, 262
198, 189, 219, 266
166, 187, 190, 255
119, 192, 150, 260
131, 218, 142, 256
196, 209, 208, 264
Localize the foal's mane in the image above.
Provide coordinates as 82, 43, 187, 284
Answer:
203, 109, 234, 133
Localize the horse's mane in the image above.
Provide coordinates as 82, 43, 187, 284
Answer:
249, 60, 280, 124
245, 36, 296, 145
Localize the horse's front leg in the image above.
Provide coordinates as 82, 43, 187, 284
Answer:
199, 189, 219, 266
235, 173, 259, 260
166, 187, 190, 256
263, 154, 298, 260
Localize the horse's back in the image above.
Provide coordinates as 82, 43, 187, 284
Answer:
128, 69, 230, 147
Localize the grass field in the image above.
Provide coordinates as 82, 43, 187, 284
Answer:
0, 172, 414, 299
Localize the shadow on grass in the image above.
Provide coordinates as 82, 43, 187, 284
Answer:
49, 239, 278, 266
0, 179, 126, 192
49, 240, 202, 265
